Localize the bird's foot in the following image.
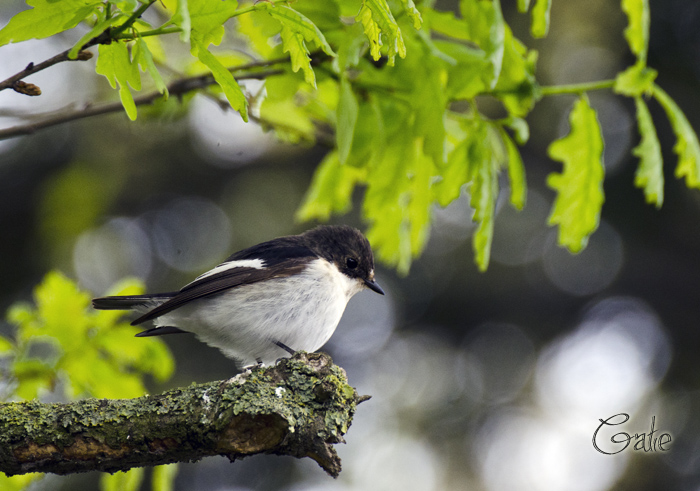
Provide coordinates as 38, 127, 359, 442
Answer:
272, 340, 297, 364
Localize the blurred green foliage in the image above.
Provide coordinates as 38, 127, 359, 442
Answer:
0, 271, 176, 490
0, 0, 699, 271
1, 271, 172, 400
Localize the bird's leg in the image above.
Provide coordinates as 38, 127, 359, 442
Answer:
273, 340, 296, 355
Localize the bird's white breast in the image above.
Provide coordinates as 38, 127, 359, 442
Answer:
155, 258, 364, 366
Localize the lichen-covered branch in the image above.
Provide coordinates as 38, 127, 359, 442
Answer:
0, 352, 367, 478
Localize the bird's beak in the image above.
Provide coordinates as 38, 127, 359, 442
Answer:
363, 278, 385, 295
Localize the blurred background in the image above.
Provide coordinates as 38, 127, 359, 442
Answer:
1, 0, 700, 490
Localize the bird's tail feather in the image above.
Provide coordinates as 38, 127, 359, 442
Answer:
135, 326, 189, 337
92, 293, 178, 310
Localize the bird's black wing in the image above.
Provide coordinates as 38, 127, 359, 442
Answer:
223, 235, 317, 266
130, 241, 316, 325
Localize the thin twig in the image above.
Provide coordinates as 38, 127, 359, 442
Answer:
539, 79, 616, 96
0, 50, 95, 93
0, 27, 108, 94
0, 52, 334, 141
0, 68, 285, 140
110, 0, 157, 38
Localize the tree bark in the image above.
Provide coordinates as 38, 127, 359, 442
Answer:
0, 352, 367, 478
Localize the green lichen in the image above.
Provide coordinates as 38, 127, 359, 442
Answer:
0, 352, 366, 477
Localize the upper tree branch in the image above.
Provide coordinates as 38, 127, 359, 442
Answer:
0, 66, 284, 141
0, 0, 159, 94
0, 352, 367, 478
0, 53, 332, 141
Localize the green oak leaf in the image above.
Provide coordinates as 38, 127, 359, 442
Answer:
188, 0, 239, 47
613, 61, 657, 97
356, 0, 406, 66
0, 334, 13, 356
152, 464, 180, 491
264, 4, 335, 56
546, 95, 605, 253
363, 137, 435, 275
135, 37, 168, 96
425, 9, 471, 41
191, 39, 248, 121
0, 0, 99, 46
470, 148, 499, 272
505, 117, 530, 145
337, 78, 359, 164
632, 97, 663, 207
100, 468, 145, 491
500, 127, 527, 210
400, 0, 423, 29
459, 0, 505, 89
530, 0, 551, 38
172, 0, 192, 42
258, 4, 335, 87
517, 0, 532, 13
406, 138, 434, 258
621, 0, 650, 61
434, 119, 488, 207
279, 24, 317, 87
297, 151, 366, 221
653, 84, 700, 189
494, 26, 539, 117
96, 41, 141, 121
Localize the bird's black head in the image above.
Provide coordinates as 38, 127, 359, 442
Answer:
302, 225, 384, 295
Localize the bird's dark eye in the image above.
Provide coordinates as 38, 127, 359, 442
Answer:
346, 257, 358, 269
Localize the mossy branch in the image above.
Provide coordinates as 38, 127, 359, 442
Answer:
0, 352, 366, 478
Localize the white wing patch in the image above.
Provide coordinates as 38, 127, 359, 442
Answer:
186, 258, 266, 286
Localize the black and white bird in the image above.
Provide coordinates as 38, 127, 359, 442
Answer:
92, 225, 384, 367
